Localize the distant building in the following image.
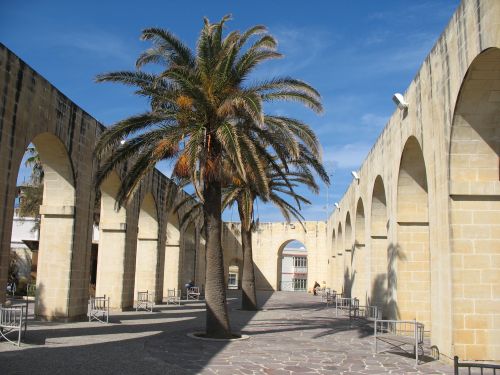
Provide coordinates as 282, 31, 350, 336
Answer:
10, 209, 39, 281
9, 208, 100, 284
280, 246, 307, 291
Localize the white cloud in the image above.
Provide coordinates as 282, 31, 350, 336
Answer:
322, 142, 372, 170
254, 26, 333, 77
42, 30, 135, 63
361, 113, 389, 128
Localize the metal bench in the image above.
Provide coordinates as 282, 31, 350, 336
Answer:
454, 356, 500, 374
166, 288, 181, 305
186, 287, 200, 301
136, 290, 154, 312
0, 303, 28, 346
88, 295, 110, 323
374, 319, 424, 365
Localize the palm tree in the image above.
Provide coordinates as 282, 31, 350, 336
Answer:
25, 147, 44, 184
223, 145, 329, 311
18, 147, 43, 232
94, 16, 322, 338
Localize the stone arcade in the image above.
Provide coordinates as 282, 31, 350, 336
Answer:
0, 0, 498, 363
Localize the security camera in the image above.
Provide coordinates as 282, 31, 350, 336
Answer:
392, 93, 408, 110
351, 171, 360, 180
334, 202, 339, 209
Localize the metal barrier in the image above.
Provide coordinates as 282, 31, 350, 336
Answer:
335, 297, 359, 317
359, 305, 381, 321
454, 356, 500, 374
324, 290, 337, 306
88, 295, 110, 323
374, 319, 424, 365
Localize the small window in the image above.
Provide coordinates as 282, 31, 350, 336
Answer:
293, 278, 307, 291
293, 256, 307, 268
228, 272, 238, 289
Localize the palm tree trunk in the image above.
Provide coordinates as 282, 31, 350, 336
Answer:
203, 178, 232, 338
237, 197, 258, 311
240, 226, 258, 310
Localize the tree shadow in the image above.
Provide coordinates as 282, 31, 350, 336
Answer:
343, 265, 356, 299
367, 243, 406, 320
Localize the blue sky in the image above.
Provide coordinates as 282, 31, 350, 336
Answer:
2, 0, 459, 222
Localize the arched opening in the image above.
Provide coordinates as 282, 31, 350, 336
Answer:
164, 211, 181, 293
6, 133, 77, 319
396, 136, 430, 327
134, 193, 159, 302
370, 176, 388, 315
330, 230, 336, 289
95, 171, 128, 309
277, 240, 308, 291
9, 145, 43, 304
336, 223, 343, 291
449, 48, 500, 360
353, 198, 367, 304
344, 212, 353, 297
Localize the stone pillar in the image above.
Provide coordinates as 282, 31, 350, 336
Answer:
163, 244, 181, 293
35, 205, 75, 320
134, 237, 160, 302
96, 222, 128, 310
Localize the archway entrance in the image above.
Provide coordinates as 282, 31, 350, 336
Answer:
370, 176, 388, 316
336, 223, 343, 291
277, 240, 308, 291
353, 198, 367, 304
6, 134, 77, 319
396, 137, 430, 327
449, 48, 500, 360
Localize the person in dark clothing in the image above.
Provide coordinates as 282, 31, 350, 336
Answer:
313, 281, 320, 296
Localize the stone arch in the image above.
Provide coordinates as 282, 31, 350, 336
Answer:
353, 198, 367, 304
370, 176, 388, 314
396, 136, 430, 327
95, 170, 129, 309
330, 229, 336, 289
164, 211, 181, 292
29, 133, 76, 318
343, 212, 353, 297
277, 239, 308, 291
336, 222, 343, 291
134, 192, 160, 301
449, 47, 500, 360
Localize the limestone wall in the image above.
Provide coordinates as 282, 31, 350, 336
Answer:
0, 44, 202, 318
324, 0, 500, 361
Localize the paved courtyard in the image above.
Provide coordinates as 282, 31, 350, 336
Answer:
0, 291, 453, 374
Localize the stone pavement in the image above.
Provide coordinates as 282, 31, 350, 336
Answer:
0, 291, 453, 374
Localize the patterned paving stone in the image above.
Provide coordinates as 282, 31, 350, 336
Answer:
0, 291, 454, 374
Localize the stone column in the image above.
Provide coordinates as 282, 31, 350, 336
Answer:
163, 244, 181, 293
134, 237, 160, 302
96, 222, 128, 310
35, 205, 75, 320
